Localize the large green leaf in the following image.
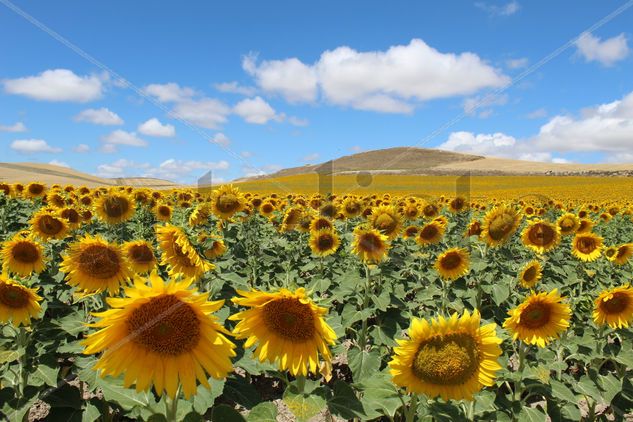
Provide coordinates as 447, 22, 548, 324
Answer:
347, 347, 381, 384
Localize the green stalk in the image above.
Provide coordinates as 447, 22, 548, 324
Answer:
358, 265, 372, 349
164, 385, 181, 422
405, 394, 418, 422
512, 342, 527, 421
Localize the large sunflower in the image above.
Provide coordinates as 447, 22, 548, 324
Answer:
1, 233, 46, 276
211, 185, 245, 220
481, 205, 521, 247
435, 248, 470, 281
230, 288, 336, 377
122, 240, 157, 274
571, 232, 603, 262
369, 205, 402, 240
30, 210, 69, 241
156, 225, 214, 282
416, 221, 445, 247
593, 285, 633, 329
389, 310, 502, 401
0, 276, 42, 326
83, 273, 236, 399
518, 260, 542, 289
503, 289, 571, 347
309, 228, 340, 257
60, 235, 132, 294
521, 220, 561, 254
352, 226, 389, 263
557, 213, 580, 235
95, 192, 136, 224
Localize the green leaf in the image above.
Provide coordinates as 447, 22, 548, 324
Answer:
211, 404, 246, 422
0, 350, 19, 364
491, 283, 509, 305
224, 377, 261, 409
56, 313, 87, 336
95, 376, 156, 410
283, 389, 327, 422
358, 371, 403, 418
327, 380, 366, 419
42, 383, 82, 409
193, 378, 225, 414
347, 347, 381, 384
549, 379, 577, 403
518, 407, 546, 422
32, 364, 59, 387
247, 401, 278, 422
599, 373, 622, 404
82, 401, 101, 422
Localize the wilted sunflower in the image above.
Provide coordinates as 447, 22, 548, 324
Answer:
155, 203, 173, 222
95, 192, 136, 224
1, 233, 46, 276
611, 244, 633, 265
352, 226, 389, 263
503, 289, 571, 347
557, 213, 580, 235
211, 185, 245, 220
521, 220, 561, 254
389, 309, 502, 401
0, 276, 42, 326
83, 273, 236, 399
435, 248, 470, 281
518, 260, 542, 289
593, 285, 633, 329
416, 222, 445, 247
369, 205, 402, 240
61, 235, 132, 294
230, 288, 336, 377
481, 205, 521, 247
309, 228, 340, 257
30, 210, 69, 241
156, 225, 214, 282
571, 232, 603, 262
122, 240, 157, 274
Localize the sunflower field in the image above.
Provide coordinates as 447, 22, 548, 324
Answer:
1, 181, 633, 422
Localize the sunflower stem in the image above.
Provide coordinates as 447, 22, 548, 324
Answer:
358, 265, 372, 350
405, 394, 418, 422
295, 375, 306, 394
165, 386, 181, 422
16, 326, 30, 404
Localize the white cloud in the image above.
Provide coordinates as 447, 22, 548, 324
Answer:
287, 116, 309, 127
3, 69, 103, 102
74, 108, 123, 125
233, 96, 281, 124
476, 1, 520, 16
243, 54, 318, 103
242, 164, 282, 178
138, 118, 176, 137
74, 144, 91, 153
0, 122, 27, 132
439, 131, 517, 156
463, 93, 508, 117
575, 32, 629, 66
214, 81, 257, 96
145, 159, 230, 181
302, 153, 320, 162
210, 133, 230, 147
10, 139, 62, 154
96, 159, 151, 178
506, 57, 529, 69
169, 98, 231, 129
101, 130, 148, 151
49, 159, 70, 168
142, 82, 197, 102
525, 108, 547, 119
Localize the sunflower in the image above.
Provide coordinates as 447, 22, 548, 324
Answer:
198, 234, 227, 260
59, 207, 82, 229
352, 226, 389, 263
1, 234, 46, 276
82, 273, 236, 399
557, 213, 580, 235
155, 203, 173, 222
593, 285, 633, 329
230, 288, 336, 377
416, 222, 445, 247
403, 226, 419, 239
369, 205, 402, 240
341, 197, 363, 218
156, 225, 214, 282
310, 216, 334, 232
30, 210, 69, 241
122, 240, 157, 274
518, 261, 542, 289
0, 183, 11, 197
466, 220, 482, 238
95, 192, 136, 224
0, 276, 42, 326
421, 203, 440, 218
60, 235, 132, 294
448, 197, 468, 213
571, 232, 603, 262
211, 185, 245, 220
403, 204, 420, 220
309, 228, 340, 257
503, 289, 571, 347
521, 220, 561, 254
188, 203, 211, 227
259, 201, 276, 217
25, 182, 46, 199
435, 248, 470, 281
481, 205, 521, 247
612, 244, 633, 265
434, 215, 449, 227
577, 218, 594, 233
281, 207, 303, 232
389, 309, 502, 401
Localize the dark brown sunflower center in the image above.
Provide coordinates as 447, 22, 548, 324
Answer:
320, 204, 337, 218
127, 294, 200, 355
78, 245, 121, 279
12, 242, 40, 263
103, 197, 129, 218
451, 198, 465, 211
576, 237, 597, 254
412, 333, 479, 385
29, 184, 44, 195
420, 225, 439, 240
0, 284, 29, 308
317, 234, 334, 250
522, 266, 538, 283
38, 215, 64, 235
527, 223, 556, 246
216, 194, 239, 213
262, 298, 315, 342
468, 222, 482, 236
405, 227, 419, 237
129, 245, 154, 263
359, 233, 382, 252
374, 213, 397, 235
601, 293, 629, 314
605, 248, 617, 258
423, 205, 438, 217
313, 219, 331, 230
261, 204, 274, 214
520, 302, 551, 329
440, 252, 462, 270
158, 206, 171, 217
61, 209, 81, 224
488, 213, 516, 240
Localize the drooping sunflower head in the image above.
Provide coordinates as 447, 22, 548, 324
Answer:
593, 285, 633, 329
389, 309, 502, 401
612, 244, 633, 265
154, 203, 173, 222
435, 247, 470, 281
230, 287, 336, 377
309, 228, 340, 257
482, 205, 521, 247
369, 205, 402, 240
95, 192, 136, 224
60, 235, 132, 294
571, 232, 603, 262
156, 225, 214, 282
557, 213, 580, 235
280, 207, 303, 232
503, 289, 571, 347
352, 225, 389, 263
83, 273, 236, 399
122, 240, 157, 274
30, 210, 69, 241
521, 220, 561, 254
577, 218, 594, 233
0, 276, 42, 326
211, 185, 245, 220
518, 260, 542, 289
188, 203, 211, 227
1, 234, 46, 277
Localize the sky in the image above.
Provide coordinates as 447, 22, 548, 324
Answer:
1, 0, 633, 183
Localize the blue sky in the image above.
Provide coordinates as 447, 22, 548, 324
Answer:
1, 0, 633, 183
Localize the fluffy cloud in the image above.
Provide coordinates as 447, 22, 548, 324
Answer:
138, 118, 176, 137
0, 122, 27, 132
100, 130, 148, 153
74, 108, 123, 125
233, 96, 281, 124
142, 83, 197, 102
49, 159, 70, 168
73, 144, 91, 153
575, 32, 629, 66
3, 69, 103, 102
169, 98, 231, 129
439, 131, 517, 156
97, 158, 229, 182
475, 1, 520, 16
214, 81, 257, 96
10, 139, 62, 154
244, 39, 508, 113
96, 159, 151, 178
210, 133, 231, 147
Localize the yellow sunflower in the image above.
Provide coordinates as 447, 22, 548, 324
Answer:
521, 220, 561, 254
593, 285, 633, 329
259, 201, 276, 217
518, 261, 542, 289
577, 218, 594, 233
25, 182, 46, 199
389, 309, 502, 401
280, 207, 303, 232
421, 202, 440, 218
60, 235, 132, 294
465, 220, 483, 238
188, 203, 212, 227
122, 240, 157, 274
95, 192, 136, 224
309, 228, 340, 257
59, 207, 82, 229
0, 276, 42, 326
416, 221, 445, 247
503, 289, 571, 347
571, 232, 603, 262
211, 185, 245, 220
1, 234, 46, 276
368, 205, 402, 240
435, 248, 470, 281
156, 225, 214, 282
481, 205, 521, 247
403, 226, 419, 239
155, 203, 173, 222
352, 226, 389, 263
198, 233, 227, 260
448, 196, 468, 213
83, 273, 236, 399
30, 210, 69, 241
230, 288, 336, 377
612, 244, 633, 265
557, 213, 580, 235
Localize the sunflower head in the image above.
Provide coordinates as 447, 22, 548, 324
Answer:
30, 210, 69, 241
466, 220, 482, 237
95, 192, 136, 224
572, 232, 603, 262
341, 197, 362, 218
156, 225, 214, 282
422, 203, 439, 218
403, 225, 419, 239
211, 185, 245, 220
518, 260, 542, 289
482, 205, 521, 247
1, 234, 46, 276
521, 220, 561, 254
577, 218, 594, 233
309, 228, 340, 257
123, 240, 157, 274
435, 247, 470, 281
0, 276, 42, 326
557, 213, 580, 235
416, 221, 445, 247
369, 205, 402, 240
352, 226, 389, 263
198, 233, 227, 260
25, 182, 46, 199
155, 203, 173, 222
448, 196, 468, 213
593, 285, 633, 329
281, 207, 303, 232
310, 216, 334, 232
612, 244, 633, 265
